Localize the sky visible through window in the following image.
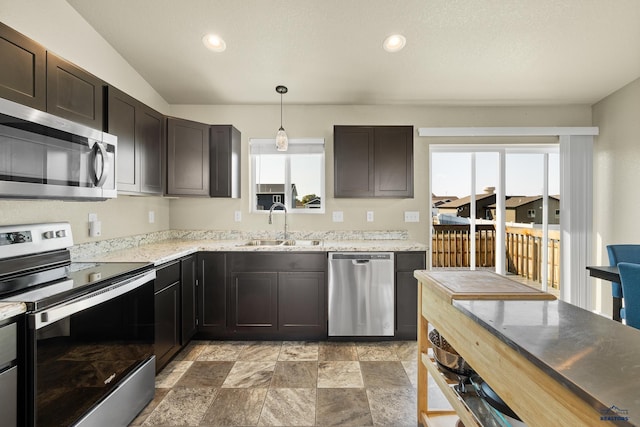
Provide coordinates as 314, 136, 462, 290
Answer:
432, 152, 560, 198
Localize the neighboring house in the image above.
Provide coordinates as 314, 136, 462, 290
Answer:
437, 192, 497, 220
488, 195, 561, 224
431, 194, 459, 217
303, 197, 322, 209
256, 183, 298, 210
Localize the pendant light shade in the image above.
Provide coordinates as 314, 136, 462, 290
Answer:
275, 85, 288, 151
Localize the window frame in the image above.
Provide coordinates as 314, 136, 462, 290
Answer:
249, 138, 325, 214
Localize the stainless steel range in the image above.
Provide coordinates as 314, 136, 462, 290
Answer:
0, 222, 156, 427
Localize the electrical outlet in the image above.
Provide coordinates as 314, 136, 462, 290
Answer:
148, 211, 155, 224
332, 211, 344, 222
234, 211, 242, 222
367, 211, 374, 222
88, 213, 98, 222
404, 211, 420, 222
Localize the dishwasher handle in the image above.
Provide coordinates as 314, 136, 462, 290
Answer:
353, 259, 370, 265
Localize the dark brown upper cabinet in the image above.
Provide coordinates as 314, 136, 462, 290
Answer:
166, 117, 211, 197
46, 52, 104, 129
106, 86, 164, 195
334, 125, 414, 198
210, 125, 241, 198
0, 22, 46, 110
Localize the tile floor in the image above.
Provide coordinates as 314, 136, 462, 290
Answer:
130, 340, 433, 427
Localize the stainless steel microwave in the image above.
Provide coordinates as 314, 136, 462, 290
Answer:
0, 97, 117, 200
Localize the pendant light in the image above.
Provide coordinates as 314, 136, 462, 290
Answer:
275, 85, 288, 151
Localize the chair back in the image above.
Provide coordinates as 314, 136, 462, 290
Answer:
606, 244, 640, 298
617, 262, 640, 330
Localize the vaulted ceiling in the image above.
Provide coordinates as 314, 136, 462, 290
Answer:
67, 0, 640, 106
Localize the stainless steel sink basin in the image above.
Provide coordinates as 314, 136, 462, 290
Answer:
242, 239, 286, 246
241, 239, 322, 247
282, 239, 322, 246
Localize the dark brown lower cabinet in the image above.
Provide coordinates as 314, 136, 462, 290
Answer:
154, 261, 181, 372
198, 252, 227, 336
198, 252, 327, 340
278, 272, 326, 336
395, 251, 426, 339
181, 255, 197, 344
230, 272, 278, 333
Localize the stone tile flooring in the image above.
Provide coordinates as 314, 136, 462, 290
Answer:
130, 340, 440, 427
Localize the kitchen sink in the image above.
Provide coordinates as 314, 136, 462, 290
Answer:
282, 239, 322, 246
242, 239, 286, 246
241, 239, 322, 247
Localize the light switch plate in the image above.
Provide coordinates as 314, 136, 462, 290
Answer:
404, 211, 420, 222
332, 211, 344, 222
88, 213, 98, 222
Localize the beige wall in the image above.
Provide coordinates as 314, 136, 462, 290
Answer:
168, 104, 591, 242
592, 76, 640, 316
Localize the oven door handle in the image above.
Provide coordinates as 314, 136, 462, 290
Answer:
31, 269, 156, 330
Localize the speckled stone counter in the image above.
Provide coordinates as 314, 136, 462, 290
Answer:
454, 299, 640, 425
0, 301, 26, 321
73, 232, 427, 265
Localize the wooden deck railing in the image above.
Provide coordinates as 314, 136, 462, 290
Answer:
432, 224, 561, 289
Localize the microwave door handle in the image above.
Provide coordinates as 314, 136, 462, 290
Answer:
91, 141, 110, 187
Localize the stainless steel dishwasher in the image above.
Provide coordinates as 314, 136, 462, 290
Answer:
328, 252, 395, 336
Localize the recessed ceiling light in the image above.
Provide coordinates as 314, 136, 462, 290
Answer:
202, 34, 226, 52
383, 34, 406, 53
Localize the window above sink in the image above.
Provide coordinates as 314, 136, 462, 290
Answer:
250, 138, 325, 214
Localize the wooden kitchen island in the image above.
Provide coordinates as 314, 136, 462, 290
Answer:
415, 270, 638, 427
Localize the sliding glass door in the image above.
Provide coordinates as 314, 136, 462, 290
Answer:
430, 145, 559, 292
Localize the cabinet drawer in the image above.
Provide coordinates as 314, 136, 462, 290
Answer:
0, 322, 16, 366
155, 261, 180, 292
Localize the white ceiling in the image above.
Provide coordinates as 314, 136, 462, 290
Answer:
66, 0, 640, 106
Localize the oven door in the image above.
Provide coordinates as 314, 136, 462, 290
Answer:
26, 270, 155, 427
0, 97, 117, 200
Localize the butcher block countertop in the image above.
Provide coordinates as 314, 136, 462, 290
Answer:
414, 269, 556, 302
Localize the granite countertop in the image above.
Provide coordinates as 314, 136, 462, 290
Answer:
454, 299, 639, 425
0, 301, 26, 322
76, 238, 427, 265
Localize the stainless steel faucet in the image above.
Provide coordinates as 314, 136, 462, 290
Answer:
268, 202, 288, 240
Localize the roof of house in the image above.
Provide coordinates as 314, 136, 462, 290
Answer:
438, 193, 495, 209
256, 184, 298, 196
487, 195, 561, 208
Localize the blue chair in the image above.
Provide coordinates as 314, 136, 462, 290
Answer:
616, 262, 640, 330
606, 244, 640, 320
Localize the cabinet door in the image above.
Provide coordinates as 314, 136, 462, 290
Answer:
395, 252, 426, 339
46, 52, 103, 129
0, 22, 46, 110
166, 117, 210, 196
374, 126, 413, 197
334, 126, 374, 197
181, 255, 197, 344
138, 105, 164, 194
210, 125, 241, 198
107, 87, 138, 192
155, 282, 180, 372
229, 272, 278, 332
278, 272, 326, 338
198, 252, 227, 333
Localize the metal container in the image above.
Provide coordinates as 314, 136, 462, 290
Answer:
428, 329, 474, 376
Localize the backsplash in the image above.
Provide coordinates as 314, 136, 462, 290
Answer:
70, 229, 410, 260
